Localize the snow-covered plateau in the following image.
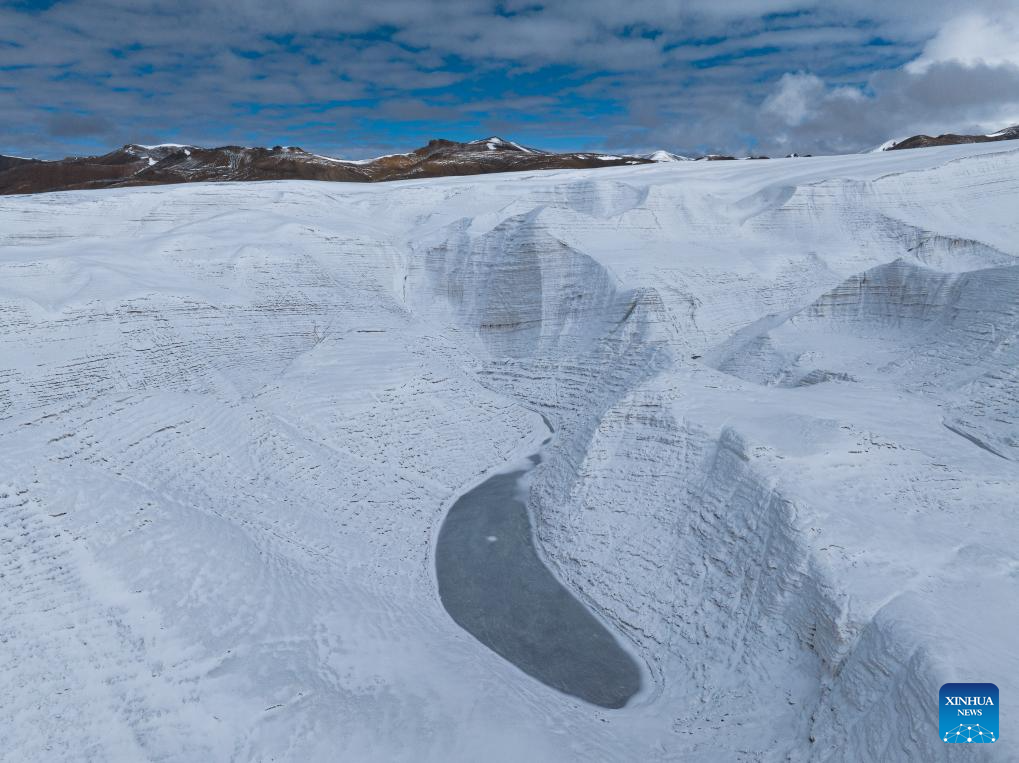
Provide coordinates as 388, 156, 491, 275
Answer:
1, 140, 1017, 762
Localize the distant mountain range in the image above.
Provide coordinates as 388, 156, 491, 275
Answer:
883, 124, 1019, 151
0, 138, 654, 195
5, 125, 1018, 195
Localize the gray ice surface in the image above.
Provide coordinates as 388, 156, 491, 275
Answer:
436, 459, 642, 709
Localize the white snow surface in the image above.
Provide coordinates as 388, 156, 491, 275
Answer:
1, 141, 1017, 762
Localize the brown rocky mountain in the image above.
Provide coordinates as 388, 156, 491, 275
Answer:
0, 137, 651, 195
0, 155, 41, 173
885, 125, 1019, 151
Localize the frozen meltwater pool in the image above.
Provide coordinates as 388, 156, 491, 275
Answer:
435, 456, 642, 709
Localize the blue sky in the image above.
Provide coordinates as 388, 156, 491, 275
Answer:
2, 0, 1018, 158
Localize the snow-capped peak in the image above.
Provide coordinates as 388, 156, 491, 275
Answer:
871, 138, 904, 152
135, 143, 194, 149
986, 125, 1019, 138
468, 136, 536, 153
642, 150, 693, 162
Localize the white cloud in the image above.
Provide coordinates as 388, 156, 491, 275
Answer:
4, 0, 1019, 158
761, 72, 826, 126
906, 13, 1019, 73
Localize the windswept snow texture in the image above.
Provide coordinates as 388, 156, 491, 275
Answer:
0, 141, 1017, 762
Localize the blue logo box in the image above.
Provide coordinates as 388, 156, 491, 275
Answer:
940, 683, 998, 743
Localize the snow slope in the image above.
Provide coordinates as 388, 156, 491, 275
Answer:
0, 141, 1017, 762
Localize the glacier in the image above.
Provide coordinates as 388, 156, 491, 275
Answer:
0, 140, 1016, 762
